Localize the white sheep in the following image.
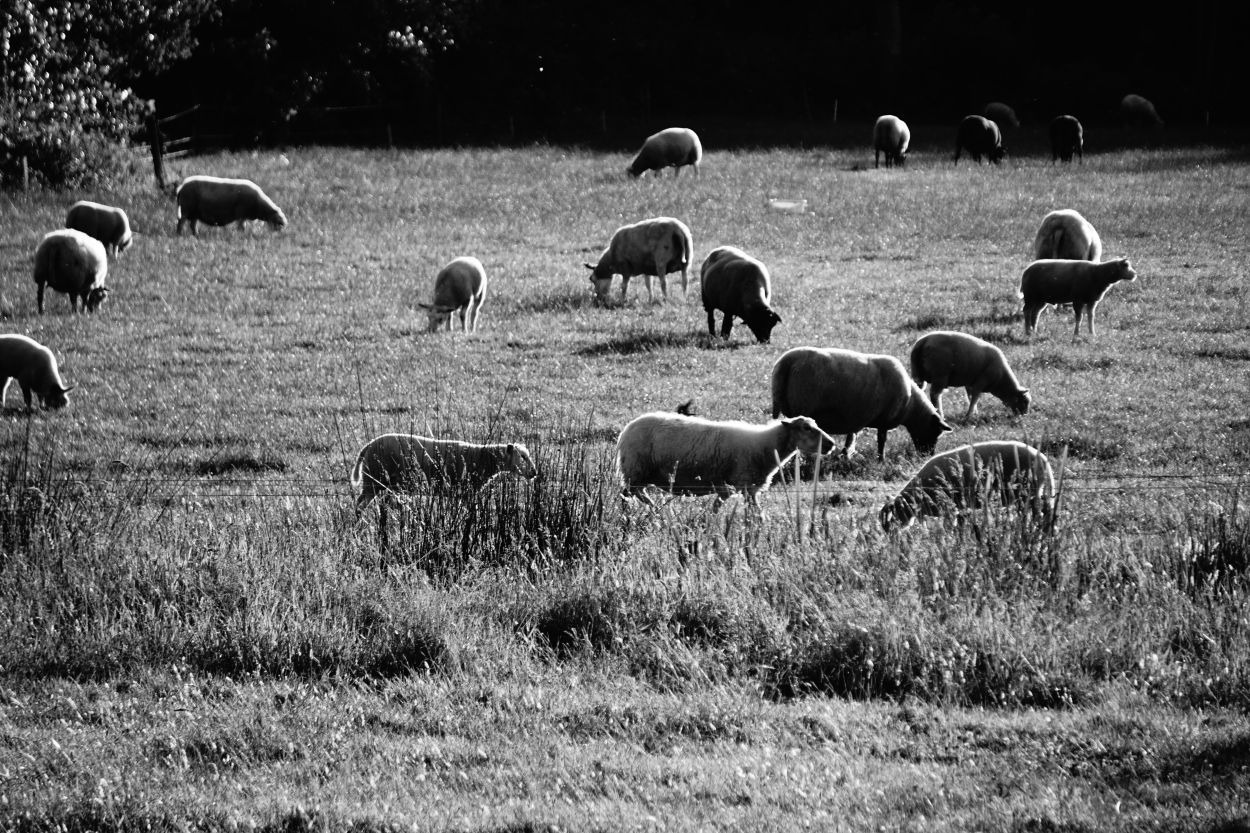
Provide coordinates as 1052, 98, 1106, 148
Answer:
1032, 209, 1101, 263
699, 246, 781, 343
908, 331, 1030, 422
983, 102, 1020, 129
351, 433, 538, 541
872, 115, 910, 169
0, 334, 73, 411
1120, 94, 1163, 127
1049, 115, 1083, 163
64, 200, 133, 257
880, 441, 1056, 533
771, 347, 952, 460
616, 411, 833, 511
417, 256, 488, 333
175, 175, 288, 235
32, 229, 109, 314
584, 216, 693, 304
627, 127, 702, 178
1019, 257, 1138, 341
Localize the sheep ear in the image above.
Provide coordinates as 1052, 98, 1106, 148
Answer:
59, 384, 74, 393
416, 302, 432, 310
584, 262, 596, 271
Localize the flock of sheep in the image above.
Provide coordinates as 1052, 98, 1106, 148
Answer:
9, 116, 1146, 542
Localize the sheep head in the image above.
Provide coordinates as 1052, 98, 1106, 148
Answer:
85, 287, 110, 312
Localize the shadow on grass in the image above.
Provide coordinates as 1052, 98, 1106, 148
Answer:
576, 330, 725, 357
1022, 352, 1116, 372
194, 451, 288, 476
895, 309, 1021, 334
511, 285, 598, 314
1193, 346, 1250, 362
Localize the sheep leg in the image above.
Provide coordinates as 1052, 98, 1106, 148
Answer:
1072, 306, 1084, 342
468, 298, 482, 332
619, 275, 631, 304
842, 433, 857, 459
964, 391, 982, 423
720, 315, 734, 340
1087, 304, 1097, 338
706, 310, 718, 337
1023, 304, 1043, 334
876, 429, 889, 461
36, 284, 45, 314
20, 383, 33, 412
459, 306, 468, 333
875, 149, 881, 169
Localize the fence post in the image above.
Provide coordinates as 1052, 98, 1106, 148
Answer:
148, 100, 166, 191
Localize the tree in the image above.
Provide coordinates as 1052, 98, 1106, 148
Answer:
0, 0, 215, 186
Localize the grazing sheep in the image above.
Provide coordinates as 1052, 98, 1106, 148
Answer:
1032, 209, 1101, 262
880, 441, 1056, 532
1120, 94, 1163, 127
873, 115, 910, 168
64, 200, 132, 256
1049, 115, 1084, 163
32, 229, 109, 314
700, 246, 781, 343
1019, 258, 1138, 341
417, 256, 488, 333
771, 347, 952, 461
616, 411, 834, 510
983, 102, 1020, 129
584, 216, 693, 304
909, 331, 1030, 422
954, 115, 1006, 164
175, 175, 288, 235
0, 334, 73, 411
351, 434, 538, 542
627, 127, 702, 178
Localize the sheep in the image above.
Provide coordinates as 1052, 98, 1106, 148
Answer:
1019, 257, 1138, 341
175, 175, 288, 236
627, 127, 702, 178
983, 102, 1020, 129
417, 256, 487, 333
908, 331, 1030, 422
1121, 94, 1163, 128
872, 115, 910, 168
699, 246, 781, 343
771, 347, 952, 461
351, 433, 538, 542
32, 229, 109, 314
64, 200, 132, 257
1049, 115, 1084, 163
879, 441, 1056, 532
616, 411, 834, 511
1032, 209, 1101, 262
954, 115, 1006, 164
0, 334, 73, 411
584, 216, 692, 304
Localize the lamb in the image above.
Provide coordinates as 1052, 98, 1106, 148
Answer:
1120, 94, 1163, 128
584, 216, 693, 304
699, 246, 781, 343
872, 115, 910, 168
351, 433, 538, 541
983, 102, 1020, 129
616, 411, 833, 510
1049, 115, 1084, 163
626, 127, 702, 178
1032, 209, 1101, 262
32, 229, 110, 314
954, 115, 1006, 164
0, 334, 73, 411
908, 331, 1030, 422
1019, 258, 1138, 341
175, 175, 288, 235
771, 347, 952, 461
879, 441, 1056, 533
417, 256, 487, 333
64, 200, 133, 257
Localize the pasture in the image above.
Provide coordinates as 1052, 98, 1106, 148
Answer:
1, 138, 1248, 831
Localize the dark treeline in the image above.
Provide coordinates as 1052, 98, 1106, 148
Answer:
141, 0, 1247, 146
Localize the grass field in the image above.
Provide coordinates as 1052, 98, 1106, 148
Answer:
1, 136, 1249, 831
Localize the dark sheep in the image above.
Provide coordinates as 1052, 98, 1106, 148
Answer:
1049, 115, 1084, 163
699, 246, 781, 343
954, 115, 1006, 165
